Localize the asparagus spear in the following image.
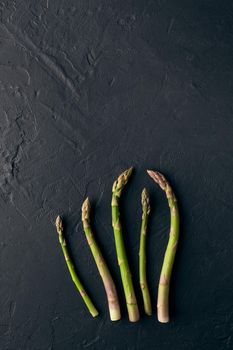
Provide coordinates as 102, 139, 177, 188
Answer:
81, 198, 121, 321
111, 167, 140, 322
147, 170, 179, 323
139, 188, 152, 316
55, 216, 99, 317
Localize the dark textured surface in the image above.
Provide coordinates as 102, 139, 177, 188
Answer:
0, 0, 233, 349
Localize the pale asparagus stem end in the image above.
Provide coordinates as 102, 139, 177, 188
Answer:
157, 309, 169, 323
157, 283, 169, 322
110, 309, 121, 321
129, 310, 140, 322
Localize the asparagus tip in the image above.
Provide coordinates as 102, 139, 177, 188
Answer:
141, 188, 150, 213
147, 170, 167, 191
81, 197, 90, 222
141, 187, 148, 200
128, 165, 134, 173
122, 166, 133, 179
112, 167, 134, 192
55, 215, 63, 232
82, 197, 90, 209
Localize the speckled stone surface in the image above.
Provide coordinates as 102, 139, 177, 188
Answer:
0, 1, 233, 349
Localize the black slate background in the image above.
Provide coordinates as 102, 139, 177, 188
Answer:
0, 0, 233, 349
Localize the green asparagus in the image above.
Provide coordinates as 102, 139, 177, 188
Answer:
139, 188, 152, 316
82, 198, 121, 321
111, 167, 140, 322
55, 216, 98, 317
147, 170, 179, 323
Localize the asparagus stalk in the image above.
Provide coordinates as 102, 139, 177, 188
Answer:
139, 188, 152, 316
55, 216, 99, 317
147, 170, 179, 323
111, 167, 140, 322
81, 198, 121, 321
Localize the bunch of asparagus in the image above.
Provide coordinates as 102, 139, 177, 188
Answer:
54, 167, 180, 323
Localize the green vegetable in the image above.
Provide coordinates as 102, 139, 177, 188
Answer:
139, 188, 152, 316
55, 216, 98, 317
147, 170, 179, 323
111, 167, 140, 322
82, 198, 121, 321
